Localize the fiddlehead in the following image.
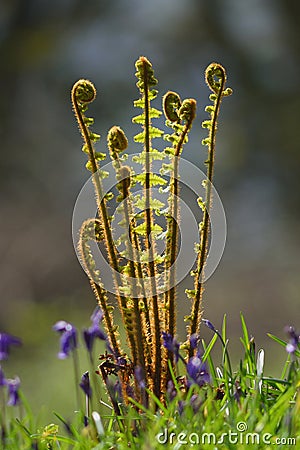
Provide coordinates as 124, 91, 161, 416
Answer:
188, 63, 232, 354
71, 80, 106, 173
107, 125, 128, 162
72, 81, 138, 401
163, 91, 181, 122
162, 93, 197, 385
133, 56, 165, 400
71, 58, 232, 411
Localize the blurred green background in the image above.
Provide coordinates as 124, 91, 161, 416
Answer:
1, 0, 300, 422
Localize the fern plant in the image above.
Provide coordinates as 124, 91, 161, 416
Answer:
71, 56, 232, 410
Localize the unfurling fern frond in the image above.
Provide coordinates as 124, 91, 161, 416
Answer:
162, 91, 197, 386
72, 58, 232, 411
188, 63, 232, 355
132, 56, 166, 399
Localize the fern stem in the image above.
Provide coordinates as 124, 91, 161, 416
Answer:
78, 221, 121, 357
163, 98, 196, 386
189, 64, 230, 354
141, 57, 162, 399
72, 81, 137, 389
108, 129, 152, 389
166, 110, 196, 337
108, 131, 152, 353
118, 172, 148, 405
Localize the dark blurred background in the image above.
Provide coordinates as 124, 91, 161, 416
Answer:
1, 0, 300, 421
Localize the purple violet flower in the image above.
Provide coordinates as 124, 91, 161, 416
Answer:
79, 371, 92, 398
112, 379, 122, 400
117, 356, 127, 366
176, 395, 201, 416
162, 332, 180, 363
186, 356, 210, 388
178, 400, 184, 415
202, 319, 216, 332
0, 365, 7, 386
134, 366, 145, 389
190, 393, 202, 413
190, 333, 200, 350
83, 307, 107, 353
167, 380, 177, 402
7, 376, 21, 406
233, 381, 244, 404
53, 321, 77, 359
126, 384, 135, 399
285, 326, 299, 354
0, 333, 22, 361
90, 307, 104, 324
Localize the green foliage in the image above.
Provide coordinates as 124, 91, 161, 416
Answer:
69, 56, 233, 409
3, 317, 299, 449
133, 173, 167, 186
2, 54, 299, 450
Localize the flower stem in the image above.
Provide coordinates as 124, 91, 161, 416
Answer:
0, 388, 6, 446
88, 352, 101, 413
72, 348, 81, 411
